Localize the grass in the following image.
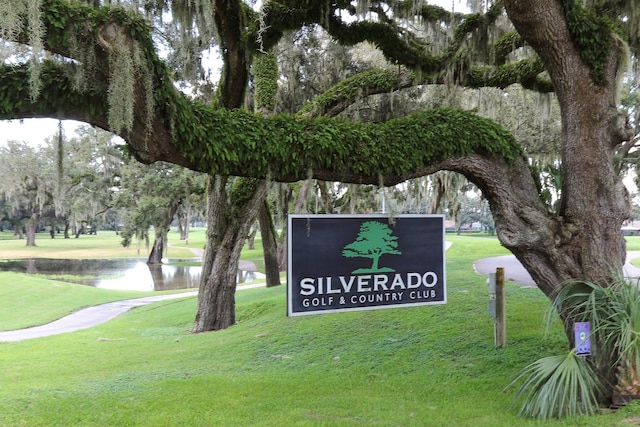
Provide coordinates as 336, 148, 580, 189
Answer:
0, 228, 245, 331
0, 272, 155, 330
0, 233, 639, 425
0, 230, 197, 259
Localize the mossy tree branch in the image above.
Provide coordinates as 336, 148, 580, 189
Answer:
252, 0, 550, 93
0, 58, 528, 189
0, 0, 541, 220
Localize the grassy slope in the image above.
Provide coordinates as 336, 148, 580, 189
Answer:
0, 272, 158, 330
0, 230, 205, 330
0, 235, 639, 425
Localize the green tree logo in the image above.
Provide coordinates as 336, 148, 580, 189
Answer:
342, 221, 402, 274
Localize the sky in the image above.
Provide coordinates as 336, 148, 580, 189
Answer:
0, 118, 83, 147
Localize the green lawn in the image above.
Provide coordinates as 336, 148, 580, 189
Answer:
0, 228, 257, 331
0, 272, 157, 330
0, 234, 639, 425
0, 230, 197, 259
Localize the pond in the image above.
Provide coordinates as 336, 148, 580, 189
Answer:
0, 258, 263, 292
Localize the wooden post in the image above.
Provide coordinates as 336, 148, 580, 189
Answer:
495, 267, 506, 347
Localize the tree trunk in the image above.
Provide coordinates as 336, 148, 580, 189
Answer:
184, 204, 191, 245
147, 199, 180, 265
177, 219, 185, 240
148, 235, 164, 265
14, 225, 24, 239
193, 176, 268, 333
273, 179, 312, 272
25, 207, 39, 247
347, 184, 360, 214
275, 229, 286, 272
75, 223, 85, 238
479, 2, 631, 374
246, 223, 257, 250
498, 0, 630, 296
274, 184, 293, 271
258, 201, 281, 287
294, 179, 311, 214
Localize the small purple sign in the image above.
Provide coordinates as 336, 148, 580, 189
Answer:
574, 322, 591, 356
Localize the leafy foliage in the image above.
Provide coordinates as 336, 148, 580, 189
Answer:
116, 161, 202, 250
0, 0, 541, 182
253, 50, 278, 112
550, 278, 640, 380
509, 277, 640, 418
297, 68, 409, 117
175, 105, 522, 180
0, 0, 163, 135
508, 352, 604, 419
561, 0, 614, 85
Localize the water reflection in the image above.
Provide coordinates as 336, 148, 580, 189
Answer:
0, 258, 263, 291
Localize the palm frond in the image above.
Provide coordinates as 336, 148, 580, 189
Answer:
507, 352, 604, 419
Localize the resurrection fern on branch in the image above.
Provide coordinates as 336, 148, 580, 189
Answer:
174, 106, 523, 179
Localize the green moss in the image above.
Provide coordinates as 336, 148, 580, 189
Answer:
229, 178, 262, 209
4, 0, 522, 185
0, 61, 108, 117
493, 31, 523, 64
253, 51, 278, 111
298, 69, 407, 117
174, 105, 522, 180
562, 0, 614, 85
16, 0, 167, 135
453, 13, 482, 41
468, 58, 546, 89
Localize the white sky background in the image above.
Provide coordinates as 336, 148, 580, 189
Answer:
0, 118, 82, 147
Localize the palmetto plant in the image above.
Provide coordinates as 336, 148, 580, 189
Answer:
507, 351, 604, 419
508, 276, 640, 418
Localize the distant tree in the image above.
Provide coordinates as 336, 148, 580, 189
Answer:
116, 161, 204, 264
49, 125, 124, 238
0, 141, 54, 246
342, 221, 401, 274
459, 193, 495, 234
174, 176, 206, 245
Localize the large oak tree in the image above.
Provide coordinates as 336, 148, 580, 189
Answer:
1, 0, 639, 394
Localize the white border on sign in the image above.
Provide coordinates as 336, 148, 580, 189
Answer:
287, 213, 447, 316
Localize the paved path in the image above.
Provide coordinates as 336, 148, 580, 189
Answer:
0, 245, 261, 342
473, 251, 640, 287
0, 283, 263, 342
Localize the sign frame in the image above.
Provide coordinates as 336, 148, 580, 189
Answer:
287, 213, 447, 316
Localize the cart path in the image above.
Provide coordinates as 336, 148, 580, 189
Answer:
0, 283, 263, 342
473, 251, 640, 287
1, 245, 259, 342
2, 243, 449, 342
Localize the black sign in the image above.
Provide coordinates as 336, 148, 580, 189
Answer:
287, 214, 446, 316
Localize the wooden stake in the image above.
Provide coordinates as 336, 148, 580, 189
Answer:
495, 267, 506, 347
